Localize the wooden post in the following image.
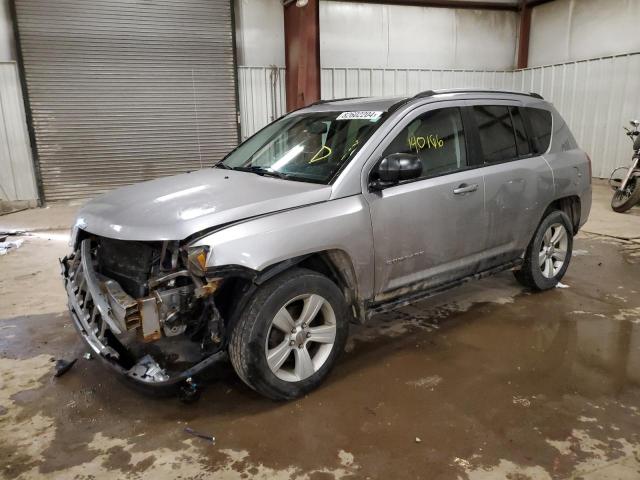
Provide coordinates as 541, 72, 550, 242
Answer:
284, 0, 321, 111
517, 1, 531, 69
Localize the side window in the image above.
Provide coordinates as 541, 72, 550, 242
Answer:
381, 107, 467, 179
523, 107, 553, 154
473, 105, 517, 163
510, 107, 531, 157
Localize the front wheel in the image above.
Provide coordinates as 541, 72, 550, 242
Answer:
514, 210, 573, 291
611, 176, 640, 213
229, 268, 349, 400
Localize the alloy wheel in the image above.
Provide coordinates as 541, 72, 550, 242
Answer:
539, 223, 569, 278
265, 294, 337, 382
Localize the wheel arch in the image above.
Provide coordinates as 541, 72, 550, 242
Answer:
296, 249, 363, 322
544, 195, 581, 234
212, 249, 364, 337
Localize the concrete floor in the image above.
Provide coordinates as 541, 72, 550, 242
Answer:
1, 182, 640, 479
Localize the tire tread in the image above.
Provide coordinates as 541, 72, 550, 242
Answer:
514, 209, 573, 291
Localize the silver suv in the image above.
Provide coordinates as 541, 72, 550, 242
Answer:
61, 89, 592, 400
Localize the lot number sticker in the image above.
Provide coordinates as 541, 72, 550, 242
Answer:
336, 111, 383, 121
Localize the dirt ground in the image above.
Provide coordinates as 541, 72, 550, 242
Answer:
1, 183, 640, 479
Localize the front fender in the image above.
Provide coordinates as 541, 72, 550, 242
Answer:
191, 195, 375, 301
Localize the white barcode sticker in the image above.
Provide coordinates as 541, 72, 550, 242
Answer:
336, 111, 383, 121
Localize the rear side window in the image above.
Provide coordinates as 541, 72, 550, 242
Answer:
523, 107, 552, 154
473, 105, 517, 163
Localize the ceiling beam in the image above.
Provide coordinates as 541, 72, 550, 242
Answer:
322, 0, 520, 11
323, 0, 557, 12
525, 0, 556, 7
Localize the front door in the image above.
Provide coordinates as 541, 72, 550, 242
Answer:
363, 104, 488, 300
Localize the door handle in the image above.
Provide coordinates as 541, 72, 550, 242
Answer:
453, 183, 479, 195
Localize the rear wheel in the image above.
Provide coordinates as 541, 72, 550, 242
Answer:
229, 268, 349, 400
514, 210, 573, 291
611, 177, 640, 213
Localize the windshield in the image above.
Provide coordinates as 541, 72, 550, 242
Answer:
219, 111, 386, 184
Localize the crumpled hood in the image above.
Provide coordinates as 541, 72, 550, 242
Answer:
76, 168, 332, 241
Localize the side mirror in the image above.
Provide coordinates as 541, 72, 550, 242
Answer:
370, 153, 422, 190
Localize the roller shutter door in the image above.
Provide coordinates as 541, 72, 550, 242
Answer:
14, 0, 238, 201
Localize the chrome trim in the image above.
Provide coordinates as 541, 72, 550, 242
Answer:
79, 240, 123, 334
63, 269, 111, 356
619, 157, 639, 191
61, 245, 120, 358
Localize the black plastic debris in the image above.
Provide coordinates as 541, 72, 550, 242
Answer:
54, 358, 77, 377
184, 427, 215, 444
178, 377, 201, 404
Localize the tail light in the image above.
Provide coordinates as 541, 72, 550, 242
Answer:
585, 151, 592, 184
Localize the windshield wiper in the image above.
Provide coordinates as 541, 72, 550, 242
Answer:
216, 164, 318, 183
229, 166, 290, 180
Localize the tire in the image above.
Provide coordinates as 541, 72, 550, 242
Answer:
229, 268, 349, 400
611, 177, 640, 213
514, 210, 574, 291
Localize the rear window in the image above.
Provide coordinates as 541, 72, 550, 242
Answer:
523, 107, 552, 154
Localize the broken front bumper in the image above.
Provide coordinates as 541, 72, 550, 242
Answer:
60, 238, 225, 390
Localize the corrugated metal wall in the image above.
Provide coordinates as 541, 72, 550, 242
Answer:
0, 62, 37, 202
14, 0, 238, 202
237, 66, 285, 140
320, 1, 518, 71
320, 53, 640, 178
529, 0, 640, 67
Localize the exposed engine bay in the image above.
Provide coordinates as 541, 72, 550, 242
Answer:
60, 233, 227, 389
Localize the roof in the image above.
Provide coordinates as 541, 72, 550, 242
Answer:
303, 96, 406, 112
301, 89, 544, 113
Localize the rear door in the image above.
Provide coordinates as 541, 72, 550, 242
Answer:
363, 102, 489, 299
466, 101, 554, 267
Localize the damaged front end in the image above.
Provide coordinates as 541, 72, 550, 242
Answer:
60, 234, 227, 391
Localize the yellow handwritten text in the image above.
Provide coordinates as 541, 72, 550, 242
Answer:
408, 134, 444, 152
309, 145, 332, 163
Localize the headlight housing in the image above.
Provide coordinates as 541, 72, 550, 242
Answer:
69, 217, 87, 248
187, 245, 210, 276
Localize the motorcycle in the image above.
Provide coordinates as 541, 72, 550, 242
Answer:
610, 119, 640, 213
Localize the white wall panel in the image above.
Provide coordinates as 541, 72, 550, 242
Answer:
234, 0, 285, 67
454, 9, 517, 70
0, 62, 37, 202
530, 0, 640, 67
384, 7, 456, 70
237, 66, 286, 140
321, 53, 640, 178
320, 1, 517, 70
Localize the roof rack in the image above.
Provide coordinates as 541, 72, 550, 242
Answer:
386, 88, 544, 114
413, 89, 544, 100
308, 96, 364, 106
